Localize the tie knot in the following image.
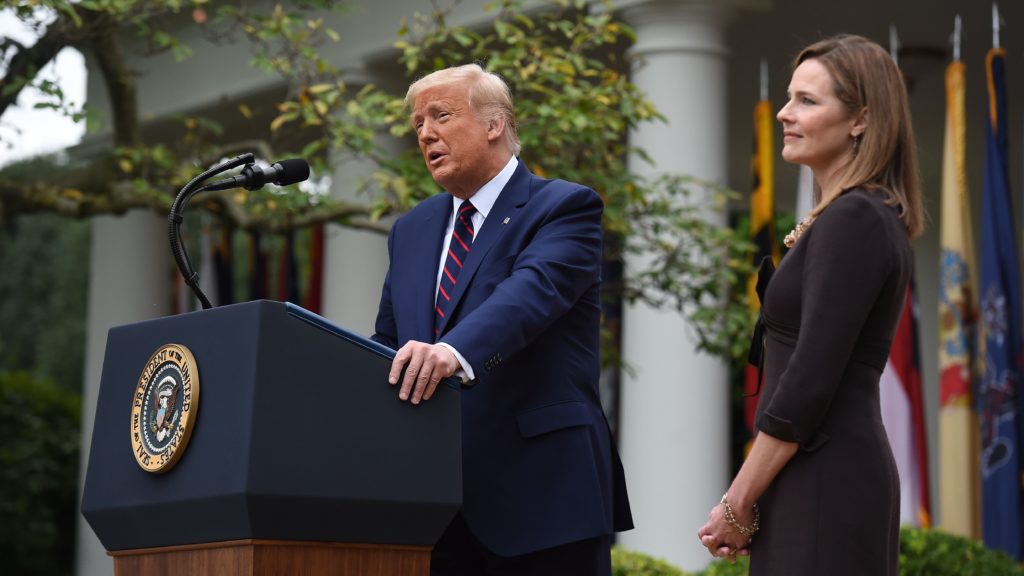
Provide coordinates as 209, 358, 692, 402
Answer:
458, 201, 477, 220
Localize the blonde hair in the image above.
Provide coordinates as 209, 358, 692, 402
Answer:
797, 35, 924, 237
405, 63, 521, 156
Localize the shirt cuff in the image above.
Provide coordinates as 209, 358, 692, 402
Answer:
437, 342, 475, 384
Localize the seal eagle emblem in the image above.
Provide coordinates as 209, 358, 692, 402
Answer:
130, 343, 200, 473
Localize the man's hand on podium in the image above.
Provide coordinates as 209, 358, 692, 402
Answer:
389, 341, 460, 405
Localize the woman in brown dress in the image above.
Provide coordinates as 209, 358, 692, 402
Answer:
697, 34, 924, 575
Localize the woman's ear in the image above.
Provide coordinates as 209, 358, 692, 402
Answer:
851, 108, 868, 138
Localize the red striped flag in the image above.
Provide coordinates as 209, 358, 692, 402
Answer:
277, 230, 299, 304
214, 227, 235, 306
304, 223, 324, 313
879, 285, 931, 527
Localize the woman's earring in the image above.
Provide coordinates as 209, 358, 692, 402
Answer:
852, 134, 861, 154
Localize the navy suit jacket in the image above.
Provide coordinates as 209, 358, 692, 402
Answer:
373, 160, 632, 556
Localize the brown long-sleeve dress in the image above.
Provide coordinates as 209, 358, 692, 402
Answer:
749, 188, 912, 575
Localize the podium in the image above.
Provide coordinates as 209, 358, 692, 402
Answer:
81, 300, 461, 576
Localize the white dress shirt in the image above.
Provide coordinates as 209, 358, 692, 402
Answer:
436, 155, 519, 382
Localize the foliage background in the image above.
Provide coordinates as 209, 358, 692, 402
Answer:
0, 371, 82, 576
0, 211, 90, 389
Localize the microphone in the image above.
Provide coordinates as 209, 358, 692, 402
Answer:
167, 154, 309, 310
203, 158, 311, 192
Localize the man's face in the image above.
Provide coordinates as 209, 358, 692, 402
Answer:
411, 81, 497, 199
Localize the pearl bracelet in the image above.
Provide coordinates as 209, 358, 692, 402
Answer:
720, 493, 760, 538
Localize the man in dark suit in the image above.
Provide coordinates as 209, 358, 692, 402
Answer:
372, 63, 632, 575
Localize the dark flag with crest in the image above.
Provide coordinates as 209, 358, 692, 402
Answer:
978, 47, 1023, 559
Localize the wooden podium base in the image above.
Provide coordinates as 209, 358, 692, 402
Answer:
110, 539, 431, 576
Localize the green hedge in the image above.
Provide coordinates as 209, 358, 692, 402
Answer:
0, 371, 81, 576
612, 547, 687, 576
613, 527, 1024, 576
899, 526, 1023, 575
699, 556, 750, 576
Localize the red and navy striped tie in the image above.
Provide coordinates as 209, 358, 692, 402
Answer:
435, 201, 477, 340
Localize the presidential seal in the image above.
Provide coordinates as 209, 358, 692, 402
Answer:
130, 343, 200, 473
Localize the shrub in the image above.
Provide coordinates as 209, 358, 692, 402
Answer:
899, 526, 1023, 575
701, 555, 750, 575
0, 371, 81, 576
612, 547, 689, 576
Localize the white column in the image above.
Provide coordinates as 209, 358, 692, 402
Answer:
617, 0, 760, 571
320, 67, 407, 333
320, 151, 394, 334
75, 211, 172, 576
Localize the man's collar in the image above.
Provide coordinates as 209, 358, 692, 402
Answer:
452, 156, 518, 218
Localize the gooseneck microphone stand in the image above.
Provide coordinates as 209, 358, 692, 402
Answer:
168, 153, 255, 310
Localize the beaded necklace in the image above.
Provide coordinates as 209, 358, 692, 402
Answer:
783, 215, 815, 248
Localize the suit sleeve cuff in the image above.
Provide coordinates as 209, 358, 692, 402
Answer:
437, 342, 475, 384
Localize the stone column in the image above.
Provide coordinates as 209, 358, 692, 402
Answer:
75, 212, 172, 576
617, 0, 765, 571
320, 153, 392, 333
319, 67, 404, 334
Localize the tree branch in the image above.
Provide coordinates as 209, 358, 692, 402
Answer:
0, 14, 78, 119
198, 189, 390, 234
88, 15, 139, 147
0, 172, 390, 234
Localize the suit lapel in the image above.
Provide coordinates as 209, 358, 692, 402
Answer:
414, 197, 452, 343
436, 162, 532, 336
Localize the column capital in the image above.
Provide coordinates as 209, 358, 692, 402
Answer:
617, 0, 771, 58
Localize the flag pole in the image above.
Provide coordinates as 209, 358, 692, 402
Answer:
953, 14, 962, 62
760, 58, 768, 102
992, 3, 1001, 49
889, 25, 900, 67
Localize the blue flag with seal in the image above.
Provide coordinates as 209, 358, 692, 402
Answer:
979, 47, 1023, 559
